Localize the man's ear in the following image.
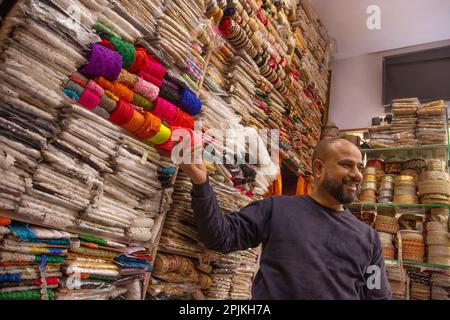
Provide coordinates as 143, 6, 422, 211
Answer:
313, 159, 324, 178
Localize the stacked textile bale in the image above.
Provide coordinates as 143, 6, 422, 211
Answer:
151, 253, 212, 300
378, 175, 395, 203
57, 234, 126, 300
393, 174, 418, 204
359, 166, 378, 203
400, 230, 425, 263
390, 98, 420, 147
368, 123, 394, 148
418, 159, 450, 205
416, 100, 448, 145
384, 259, 407, 300
0, 221, 70, 300
430, 272, 450, 300
409, 271, 431, 300
149, 172, 259, 300
425, 210, 450, 266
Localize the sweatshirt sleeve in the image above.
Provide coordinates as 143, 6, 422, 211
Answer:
363, 231, 393, 300
191, 180, 273, 254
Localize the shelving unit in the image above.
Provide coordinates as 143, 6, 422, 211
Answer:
353, 112, 450, 299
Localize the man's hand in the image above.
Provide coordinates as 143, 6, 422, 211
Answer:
179, 162, 208, 185
178, 144, 208, 185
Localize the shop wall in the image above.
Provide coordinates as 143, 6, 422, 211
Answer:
328, 39, 450, 130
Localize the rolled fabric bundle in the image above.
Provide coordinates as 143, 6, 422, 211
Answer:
128, 47, 148, 74
100, 94, 118, 112
361, 181, 377, 191
79, 43, 123, 81
139, 71, 163, 88
178, 88, 202, 115
171, 109, 195, 130
426, 222, 448, 232
159, 84, 181, 105
143, 54, 166, 80
97, 77, 134, 103
132, 93, 153, 111
117, 69, 138, 88
92, 106, 110, 119
133, 111, 161, 140
121, 110, 145, 133
109, 36, 136, 69
127, 227, 152, 242
426, 231, 449, 245
146, 123, 171, 145
108, 100, 134, 125
85, 80, 105, 97
78, 87, 101, 110
427, 159, 447, 172
151, 97, 178, 124
133, 77, 159, 102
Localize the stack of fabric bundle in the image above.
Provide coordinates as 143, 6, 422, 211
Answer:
58, 234, 125, 300
416, 100, 448, 145
150, 171, 259, 299
378, 174, 395, 203
418, 159, 450, 205
425, 215, 450, 266
393, 174, 418, 204
409, 270, 431, 300
359, 166, 378, 203
368, 123, 394, 148
384, 259, 407, 300
390, 98, 420, 147
0, 221, 71, 300
400, 230, 425, 263
151, 252, 213, 300
430, 272, 450, 300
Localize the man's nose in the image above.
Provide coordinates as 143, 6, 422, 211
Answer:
350, 167, 363, 181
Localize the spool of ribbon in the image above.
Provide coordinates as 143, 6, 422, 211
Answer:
134, 111, 161, 140
64, 80, 85, 96
92, 106, 110, 119
134, 77, 159, 101
178, 88, 202, 115
79, 43, 122, 81
69, 75, 87, 87
159, 84, 181, 105
109, 100, 134, 125
100, 94, 118, 112
99, 38, 115, 50
63, 89, 79, 101
152, 97, 178, 124
109, 36, 136, 69
117, 69, 138, 88
133, 93, 154, 111
78, 87, 101, 110
128, 47, 148, 74
139, 70, 163, 88
171, 108, 195, 130
86, 80, 105, 97
97, 77, 134, 103
143, 54, 166, 80
93, 22, 121, 40
122, 110, 145, 133
146, 123, 171, 145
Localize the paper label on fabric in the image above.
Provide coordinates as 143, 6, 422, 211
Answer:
140, 151, 148, 165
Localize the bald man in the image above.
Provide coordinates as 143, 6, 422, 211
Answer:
180, 138, 392, 300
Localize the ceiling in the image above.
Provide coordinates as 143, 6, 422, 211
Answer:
310, 0, 450, 60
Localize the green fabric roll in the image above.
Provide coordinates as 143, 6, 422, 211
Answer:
0, 289, 55, 300
110, 36, 136, 69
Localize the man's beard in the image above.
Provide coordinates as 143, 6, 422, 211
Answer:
321, 171, 360, 204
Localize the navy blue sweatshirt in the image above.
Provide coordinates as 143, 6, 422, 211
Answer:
191, 181, 392, 300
